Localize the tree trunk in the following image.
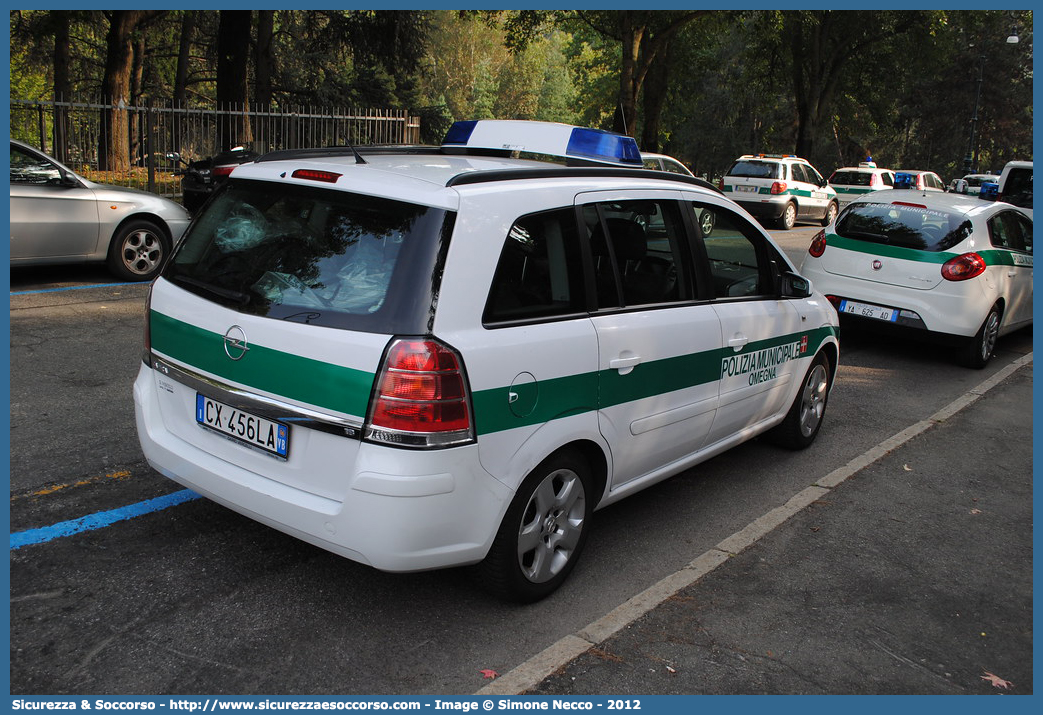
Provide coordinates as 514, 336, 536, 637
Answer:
99, 11, 136, 171
640, 40, 672, 152
52, 10, 72, 162
216, 10, 254, 151
613, 14, 642, 136
99, 10, 163, 171
129, 35, 146, 165
173, 10, 195, 105
255, 10, 275, 111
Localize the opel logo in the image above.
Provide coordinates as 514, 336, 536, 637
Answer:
223, 325, 249, 361
872, 260, 883, 271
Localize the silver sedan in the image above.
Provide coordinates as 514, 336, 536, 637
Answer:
10, 139, 191, 281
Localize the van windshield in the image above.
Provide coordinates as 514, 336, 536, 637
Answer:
164, 178, 453, 334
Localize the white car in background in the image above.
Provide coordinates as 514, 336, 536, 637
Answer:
893, 169, 946, 192
950, 173, 1000, 196
720, 153, 838, 230
641, 152, 693, 176
801, 190, 1032, 368
996, 160, 1032, 217
828, 163, 896, 207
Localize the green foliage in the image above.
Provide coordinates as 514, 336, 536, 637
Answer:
9, 9, 1033, 181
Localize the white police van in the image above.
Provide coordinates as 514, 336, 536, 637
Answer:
721, 154, 838, 230
134, 120, 840, 601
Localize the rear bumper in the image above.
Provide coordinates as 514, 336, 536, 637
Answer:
133, 362, 513, 572
733, 197, 789, 221
802, 267, 990, 339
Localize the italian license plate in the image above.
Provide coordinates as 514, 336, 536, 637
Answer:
838, 299, 899, 323
196, 394, 289, 458
736, 185, 758, 193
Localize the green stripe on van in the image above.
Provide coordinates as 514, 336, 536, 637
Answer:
472, 326, 837, 436
150, 310, 374, 417
152, 310, 836, 439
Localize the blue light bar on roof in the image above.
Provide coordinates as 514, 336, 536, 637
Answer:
979, 181, 999, 200
441, 120, 642, 167
442, 120, 477, 146
566, 127, 642, 166
894, 172, 915, 189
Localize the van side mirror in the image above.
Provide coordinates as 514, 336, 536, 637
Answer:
778, 271, 812, 298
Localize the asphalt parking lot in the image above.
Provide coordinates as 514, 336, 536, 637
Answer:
486, 357, 1034, 695
7, 245, 1035, 696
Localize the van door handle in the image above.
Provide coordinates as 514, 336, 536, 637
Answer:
610, 355, 641, 375
728, 335, 749, 351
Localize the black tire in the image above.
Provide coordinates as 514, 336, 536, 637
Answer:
959, 305, 1001, 369
767, 351, 831, 450
775, 202, 797, 230
107, 219, 170, 281
478, 449, 593, 602
820, 201, 838, 227
699, 209, 715, 236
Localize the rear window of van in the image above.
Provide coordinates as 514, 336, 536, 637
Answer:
727, 161, 782, 180
830, 171, 873, 186
164, 179, 453, 334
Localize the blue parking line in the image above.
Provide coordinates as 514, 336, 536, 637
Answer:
11, 281, 149, 296
10, 489, 202, 550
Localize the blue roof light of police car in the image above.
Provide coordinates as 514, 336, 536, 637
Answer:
442, 120, 478, 146
894, 172, 915, 189
442, 119, 642, 167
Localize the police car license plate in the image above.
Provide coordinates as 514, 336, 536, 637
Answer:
196, 394, 289, 458
838, 299, 899, 323
736, 185, 758, 193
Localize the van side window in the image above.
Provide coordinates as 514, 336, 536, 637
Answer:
693, 203, 774, 299
582, 199, 691, 309
484, 208, 585, 324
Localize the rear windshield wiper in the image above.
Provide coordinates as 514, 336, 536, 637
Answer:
169, 274, 251, 305
841, 230, 890, 243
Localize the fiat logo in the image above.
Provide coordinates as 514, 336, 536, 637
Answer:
223, 325, 250, 361
872, 260, 883, 271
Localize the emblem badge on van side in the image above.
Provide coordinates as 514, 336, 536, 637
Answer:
223, 325, 250, 361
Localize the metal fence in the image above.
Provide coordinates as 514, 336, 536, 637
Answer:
11, 98, 422, 198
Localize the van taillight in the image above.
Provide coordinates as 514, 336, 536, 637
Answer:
770, 181, 788, 194
366, 338, 474, 448
808, 230, 828, 258
942, 253, 986, 282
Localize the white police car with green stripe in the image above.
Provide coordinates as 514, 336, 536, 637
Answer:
828, 162, 896, 207
134, 120, 840, 601
720, 153, 838, 230
800, 189, 1031, 368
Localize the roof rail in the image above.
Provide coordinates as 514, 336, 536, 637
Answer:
446, 166, 722, 194
256, 145, 444, 164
